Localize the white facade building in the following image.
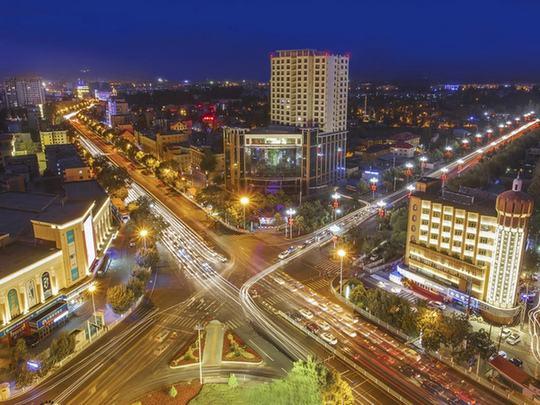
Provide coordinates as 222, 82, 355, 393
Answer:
270, 49, 349, 133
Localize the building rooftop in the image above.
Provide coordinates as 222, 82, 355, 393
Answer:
413, 186, 497, 217
0, 241, 60, 280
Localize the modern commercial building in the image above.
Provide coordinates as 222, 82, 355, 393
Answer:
3, 77, 45, 108
224, 49, 348, 196
270, 49, 349, 133
399, 176, 533, 323
0, 181, 114, 343
224, 125, 345, 196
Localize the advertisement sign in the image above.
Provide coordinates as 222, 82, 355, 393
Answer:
42, 272, 52, 299
66, 229, 79, 281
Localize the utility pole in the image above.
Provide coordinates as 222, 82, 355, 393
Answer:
195, 323, 204, 384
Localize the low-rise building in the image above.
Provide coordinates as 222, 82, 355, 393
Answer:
0, 180, 114, 343
391, 141, 415, 158
40, 129, 69, 147
45, 144, 92, 182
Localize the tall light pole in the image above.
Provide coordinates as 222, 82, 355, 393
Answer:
240, 196, 249, 230
195, 323, 204, 384
88, 282, 97, 315
405, 162, 414, 182
286, 208, 296, 239
369, 177, 378, 200
337, 249, 346, 295
331, 193, 340, 221
441, 167, 449, 188
139, 228, 149, 250
419, 156, 428, 175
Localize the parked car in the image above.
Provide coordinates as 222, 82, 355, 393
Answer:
501, 328, 512, 339
299, 308, 314, 319
306, 322, 320, 334
506, 333, 521, 345
278, 250, 290, 260
316, 319, 331, 331
510, 357, 523, 367
427, 300, 446, 310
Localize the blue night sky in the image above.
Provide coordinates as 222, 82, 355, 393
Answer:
1, 0, 539, 82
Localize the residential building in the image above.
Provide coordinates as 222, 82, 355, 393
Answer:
399, 176, 533, 323
0, 181, 114, 343
3, 77, 45, 108
45, 144, 92, 182
3, 154, 40, 180
106, 96, 129, 128
391, 142, 415, 158
40, 129, 69, 147
270, 49, 349, 133
136, 130, 189, 160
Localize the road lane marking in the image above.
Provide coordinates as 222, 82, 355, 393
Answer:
249, 339, 274, 361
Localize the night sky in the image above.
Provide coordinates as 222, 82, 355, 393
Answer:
2, 0, 540, 83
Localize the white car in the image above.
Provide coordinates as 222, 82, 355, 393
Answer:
428, 301, 446, 310
321, 332, 338, 345
318, 303, 329, 312
305, 297, 317, 305
343, 328, 357, 338
391, 287, 401, 294
299, 308, 314, 319
342, 315, 358, 326
331, 303, 343, 312
278, 251, 290, 260
501, 328, 512, 339
506, 333, 521, 346
274, 277, 286, 285
316, 320, 331, 331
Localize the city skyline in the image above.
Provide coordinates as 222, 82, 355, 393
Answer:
3, 0, 540, 83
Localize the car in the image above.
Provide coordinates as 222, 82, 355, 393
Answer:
377, 281, 386, 288
316, 319, 331, 331
506, 333, 521, 345
289, 311, 303, 323
318, 303, 329, 312
398, 364, 416, 378
501, 327, 511, 339
218, 256, 228, 263
278, 250, 290, 260
305, 296, 317, 305
510, 357, 523, 367
331, 303, 343, 312
129, 238, 136, 247
306, 322, 320, 334
427, 300, 446, 310
299, 308, 314, 319
320, 332, 338, 345
343, 328, 357, 338
154, 330, 170, 343
391, 287, 401, 294
274, 277, 286, 285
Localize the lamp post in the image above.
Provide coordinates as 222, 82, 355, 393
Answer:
331, 193, 340, 221
195, 323, 204, 384
376, 200, 386, 218
441, 167, 449, 188
337, 249, 346, 295
444, 145, 453, 159
369, 177, 378, 200
240, 196, 249, 230
419, 156, 428, 175
88, 282, 97, 315
407, 184, 415, 198
139, 229, 148, 249
286, 208, 296, 239
405, 162, 414, 182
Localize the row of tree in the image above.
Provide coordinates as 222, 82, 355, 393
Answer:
107, 267, 152, 314
348, 282, 496, 366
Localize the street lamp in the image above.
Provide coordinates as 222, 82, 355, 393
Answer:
331, 193, 340, 220
407, 184, 415, 198
419, 156, 428, 175
441, 167, 449, 188
139, 228, 149, 249
405, 162, 414, 182
286, 208, 296, 239
88, 282, 97, 315
369, 177, 378, 200
337, 249, 346, 295
240, 196, 250, 230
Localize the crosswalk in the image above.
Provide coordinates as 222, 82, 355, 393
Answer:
305, 278, 333, 291
397, 291, 418, 304
312, 261, 339, 276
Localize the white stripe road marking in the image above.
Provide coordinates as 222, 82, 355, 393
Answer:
248, 339, 274, 362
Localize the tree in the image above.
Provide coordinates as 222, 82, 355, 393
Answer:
349, 283, 368, 307
228, 373, 239, 389
129, 196, 169, 242
127, 276, 146, 298
135, 247, 159, 269
467, 329, 496, 360
168, 385, 177, 398
107, 285, 135, 314
200, 149, 217, 173
49, 333, 76, 364
10, 339, 34, 388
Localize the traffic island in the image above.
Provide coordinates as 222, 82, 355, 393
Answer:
169, 333, 206, 369
221, 330, 262, 364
